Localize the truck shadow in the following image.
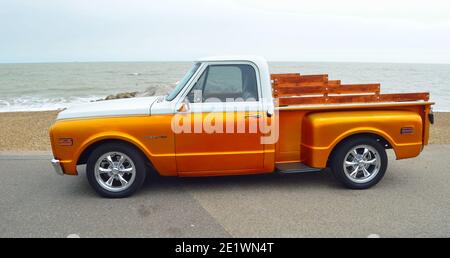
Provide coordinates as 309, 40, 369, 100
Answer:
74, 165, 342, 197
140, 169, 341, 194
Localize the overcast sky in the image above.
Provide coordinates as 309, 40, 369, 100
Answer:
1, 0, 449, 63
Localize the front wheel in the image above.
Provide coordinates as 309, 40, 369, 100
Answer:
330, 137, 387, 189
86, 142, 147, 198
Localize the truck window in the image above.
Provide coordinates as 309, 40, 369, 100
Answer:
187, 64, 258, 103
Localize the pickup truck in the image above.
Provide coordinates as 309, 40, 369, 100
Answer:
49, 56, 434, 198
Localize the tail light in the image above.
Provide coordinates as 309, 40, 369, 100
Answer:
400, 127, 414, 135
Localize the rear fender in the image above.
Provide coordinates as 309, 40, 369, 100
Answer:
301, 110, 423, 168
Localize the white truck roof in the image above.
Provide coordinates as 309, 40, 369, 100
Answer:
197, 55, 267, 67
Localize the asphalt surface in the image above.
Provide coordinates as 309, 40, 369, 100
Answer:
0, 145, 449, 238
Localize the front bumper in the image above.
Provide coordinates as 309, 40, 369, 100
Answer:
51, 159, 64, 175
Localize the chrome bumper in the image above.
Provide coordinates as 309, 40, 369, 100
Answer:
51, 159, 64, 175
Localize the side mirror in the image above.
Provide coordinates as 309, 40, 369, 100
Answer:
176, 102, 190, 112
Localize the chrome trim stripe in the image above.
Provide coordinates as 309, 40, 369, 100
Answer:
55, 114, 150, 121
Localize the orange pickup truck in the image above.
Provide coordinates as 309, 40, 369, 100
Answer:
49, 56, 434, 198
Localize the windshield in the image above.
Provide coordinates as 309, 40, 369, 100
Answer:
166, 62, 201, 101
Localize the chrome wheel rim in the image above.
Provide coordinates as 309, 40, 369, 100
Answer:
94, 152, 136, 192
343, 145, 381, 184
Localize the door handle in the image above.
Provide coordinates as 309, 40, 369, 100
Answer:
245, 114, 261, 119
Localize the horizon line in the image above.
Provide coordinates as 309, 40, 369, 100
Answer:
1, 59, 449, 65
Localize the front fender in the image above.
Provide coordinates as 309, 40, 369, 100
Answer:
76, 131, 153, 162
49, 115, 177, 176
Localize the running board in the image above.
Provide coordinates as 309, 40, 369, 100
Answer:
276, 162, 322, 174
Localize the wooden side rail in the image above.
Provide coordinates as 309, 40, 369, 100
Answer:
271, 73, 429, 106
277, 92, 430, 106
271, 73, 300, 79
274, 83, 381, 97
272, 74, 328, 84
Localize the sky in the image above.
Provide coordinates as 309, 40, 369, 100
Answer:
1, 0, 450, 63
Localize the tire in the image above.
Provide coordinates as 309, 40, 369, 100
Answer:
330, 137, 387, 189
86, 142, 147, 198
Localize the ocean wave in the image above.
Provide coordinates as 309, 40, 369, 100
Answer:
0, 83, 177, 112
0, 96, 103, 112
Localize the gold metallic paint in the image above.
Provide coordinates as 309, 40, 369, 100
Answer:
49, 103, 431, 176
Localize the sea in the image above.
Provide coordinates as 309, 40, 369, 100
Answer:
0, 62, 449, 112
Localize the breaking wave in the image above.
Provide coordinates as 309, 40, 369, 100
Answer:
0, 84, 175, 112
0, 96, 103, 112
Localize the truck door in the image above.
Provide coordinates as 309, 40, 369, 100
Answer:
174, 63, 265, 175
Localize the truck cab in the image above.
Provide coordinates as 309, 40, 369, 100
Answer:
50, 56, 433, 198
151, 56, 275, 176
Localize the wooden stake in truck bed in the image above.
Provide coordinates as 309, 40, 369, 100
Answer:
49, 56, 434, 198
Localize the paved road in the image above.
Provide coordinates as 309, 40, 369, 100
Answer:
0, 145, 449, 238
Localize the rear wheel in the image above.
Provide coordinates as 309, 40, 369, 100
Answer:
86, 142, 147, 198
330, 137, 387, 189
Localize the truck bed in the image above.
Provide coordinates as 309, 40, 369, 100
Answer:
271, 73, 430, 106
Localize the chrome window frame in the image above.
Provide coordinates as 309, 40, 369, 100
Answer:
173, 61, 263, 113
